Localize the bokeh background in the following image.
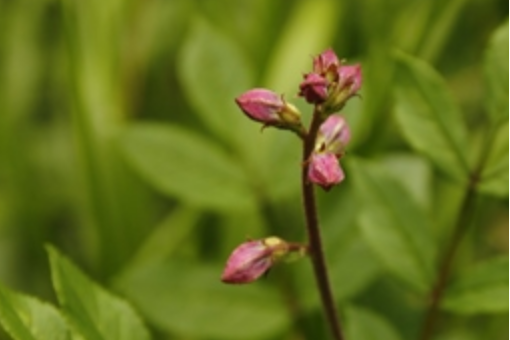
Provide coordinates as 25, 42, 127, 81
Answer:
0, 0, 508, 339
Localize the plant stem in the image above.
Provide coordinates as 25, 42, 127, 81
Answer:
420, 123, 498, 340
419, 176, 478, 340
301, 109, 345, 340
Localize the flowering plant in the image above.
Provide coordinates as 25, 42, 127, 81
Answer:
224, 49, 362, 339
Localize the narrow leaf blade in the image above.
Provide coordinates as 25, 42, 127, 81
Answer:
47, 246, 151, 340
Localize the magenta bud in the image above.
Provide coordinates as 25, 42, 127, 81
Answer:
221, 237, 288, 284
313, 48, 341, 75
315, 114, 351, 155
235, 89, 301, 130
322, 63, 362, 113
337, 64, 362, 96
298, 73, 329, 104
308, 153, 345, 190
235, 89, 283, 123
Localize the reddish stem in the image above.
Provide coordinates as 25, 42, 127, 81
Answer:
301, 108, 345, 340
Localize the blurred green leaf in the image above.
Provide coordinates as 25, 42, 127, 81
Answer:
122, 206, 200, 272
47, 246, 151, 340
393, 51, 470, 181
132, 0, 192, 64
345, 306, 402, 340
200, 0, 278, 65
0, 283, 70, 340
484, 21, 509, 123
377, 153, 433, 212
120, 123, 256, 212
392, 1, 434, 54
177, 18, 259, 153
478, 121, 509, 197
418, 0, 468, 63
262, 0, 338, 95
442, 256, 509, 314
263, 131, 302, 201
220, 207, 267, 259
349, 158, 436, 293
115, 261, 290, 340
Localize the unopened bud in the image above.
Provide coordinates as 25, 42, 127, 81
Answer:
221, 236, 289, 284
315, 114, 351, 156
308, 153, 345, 190
235, 89, 302, 131
313, 48, 341, 76
235, 89, 283, 123
298, 73, 329, 104
324, 64, 362, 112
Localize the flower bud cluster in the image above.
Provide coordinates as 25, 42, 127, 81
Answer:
299, 48, 362, 113
227, 49, 361, 285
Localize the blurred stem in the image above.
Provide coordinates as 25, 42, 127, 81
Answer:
420, 125, 498, 340
301, 108, 344, 340
419, 176, 478, 340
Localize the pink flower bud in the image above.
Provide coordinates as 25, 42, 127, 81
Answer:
337, 64, 362, 97
322, 64, 362, 113
235, 89, 283, 124
315, 114, 351, 156
235, 89, 301, 130
221, 237, 288, 284
298, 73, 329, 104
308, 153, 345, 190
313, 48, 341, 75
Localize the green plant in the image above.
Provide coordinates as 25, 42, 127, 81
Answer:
0, 0, 507, 339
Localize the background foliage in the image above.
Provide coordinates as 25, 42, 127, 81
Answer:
0, 0, 508, 339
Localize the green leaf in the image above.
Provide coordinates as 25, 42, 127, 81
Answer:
262, 0, 338, 94
114, 261, 290, 340
123, 206, 200, 271
418, 0, 468, 63
377, 153, 433, 212
442, 256, 509, 314
263, 131, 302, 200
220, 207, 267, 259
47, 246, 151, 340
478, 121, 509, 197
348, 158, 436, 293
120, 123, 256, 212
0, 283, 70, 340
133, 0, 192, 64
177, 18, 259, 155
484, 21, 509, 123
345, 306, 402, 340
393, 51, 470, 181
